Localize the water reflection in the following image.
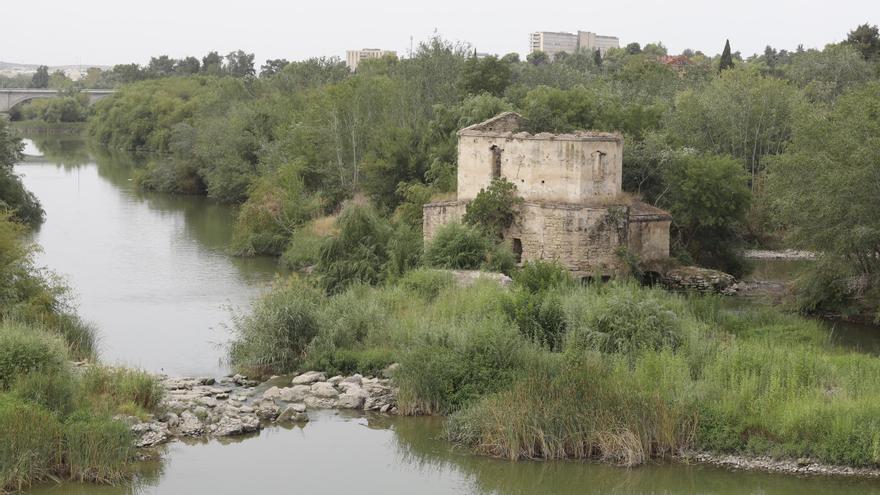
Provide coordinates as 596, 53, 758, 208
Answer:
14, 137, 281, 376
27, 411, 880, 495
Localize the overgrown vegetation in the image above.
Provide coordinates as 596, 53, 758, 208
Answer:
0, 123, 162, 492
229, 260, 880, 468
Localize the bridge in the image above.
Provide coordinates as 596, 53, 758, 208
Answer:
0, 89, 116, 113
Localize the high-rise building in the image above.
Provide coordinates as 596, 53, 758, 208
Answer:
345, 48, 396, 72
529, 30, 620, 59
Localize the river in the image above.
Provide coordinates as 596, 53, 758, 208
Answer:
15, 137, 880, 494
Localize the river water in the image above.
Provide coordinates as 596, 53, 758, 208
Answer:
15, 137, 880, 494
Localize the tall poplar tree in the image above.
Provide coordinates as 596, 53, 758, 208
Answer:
719, 39, 735, 72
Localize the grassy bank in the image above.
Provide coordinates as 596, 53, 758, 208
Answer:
229, 262, 880, 469
0, 209, 163, 492
10, 121, 87, 136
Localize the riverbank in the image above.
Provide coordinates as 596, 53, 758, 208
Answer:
10, 120, 86, 135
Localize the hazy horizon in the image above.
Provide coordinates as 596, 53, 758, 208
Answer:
2, 0, 876, 67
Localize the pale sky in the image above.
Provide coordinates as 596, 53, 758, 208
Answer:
4, 0, 877, 67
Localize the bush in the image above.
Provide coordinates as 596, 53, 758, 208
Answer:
512, 260, 573, 293
0, 394, 63, 492
316, 204, 392, 294
229, 278, 323, 376
482, 241, 516, 275
80, 366, 163, 414
230, 162, 321, 256
396, 317, 532, 415
563, 285, 681, 355
398, 269, 455, 300
505, 289, 567, 351
424, 222, 491, 270
463, 178, 522, 238
12, 370, 76, 417
63, 414, 134, 483
280, 226, 326, 270
0, 322, 68, 389
136, 157, 204, 195
384, 223, 424, 280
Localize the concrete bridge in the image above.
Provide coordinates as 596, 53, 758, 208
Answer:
0, 89, 116, 113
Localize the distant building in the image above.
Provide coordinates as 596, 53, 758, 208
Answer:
529, 31, 620, 59
345, 48, 396, 71
658, 55, 692, 71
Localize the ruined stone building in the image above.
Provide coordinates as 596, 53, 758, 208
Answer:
423, 112, 671, 278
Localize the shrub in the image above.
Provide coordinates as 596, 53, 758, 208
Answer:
12, 370, 76, 417
316, 204, 392, 294
229, 278, 322, 376
463, 178, 522, 238
0, 393, 63, 492
505, 290, 567, 351
512, 260, 573, 293
0, 322, 68, 389
63, 414, 134, 483
384, 223, 423, 280
482, 241, 516, 275
398, 269, 455, 300
396, 317, 531, 415
563, 285, 681, 355
135, 157, 204, 195
231, 162, 321, 256
424, 222, 491, 270
280, 226, 326, 270
80, 366, 163, 414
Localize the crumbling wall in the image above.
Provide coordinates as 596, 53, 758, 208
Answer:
457, 133, 623, 204
422, 200, 466, 243
505, 203, 626, 276
627, 218, 671, 261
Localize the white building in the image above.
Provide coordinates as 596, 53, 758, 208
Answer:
345, 48, 397, 71
529, 30, 620, 59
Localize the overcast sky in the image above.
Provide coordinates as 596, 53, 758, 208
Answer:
3, 0, 877, 67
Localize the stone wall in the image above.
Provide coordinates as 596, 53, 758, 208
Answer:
504, 202, 626, 276
422, 200, 466, 242
457, 133, 623, 204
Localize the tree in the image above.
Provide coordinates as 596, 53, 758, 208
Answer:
769, 83, 880, 284
459, 55, 512, 96
110, 63, 145, 84
642, 42, 668, 57
625, 42, 642, 55
846, 23, 880, 61
526, 50, 549, 66
260, 59, 289, 78
719, 39, 735, 72
201, 51, 223, 75
0, 120, 43, 227
29, 66, 49, 89
593, 49, 603, 67
667, 68, 803, 189
148, 55, 176, 77
785, 44, 873, 102
316, 204, 393, 294
662, 153, 750, 275
174, 56, 201, 75
225, 50, 256, 77
463, 178, 522, 238
501, 52, 520, 64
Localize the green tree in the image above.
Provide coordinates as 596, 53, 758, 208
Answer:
260, 59, 289, 78
661, 153, 750, 276
667, 68, 803, 189
463, 178, 522, 238
29, 66, 49, 89
719, 39, 735, 72
845, 23, 880, 61
768, 83, 880, 312
174, 56, 201, 75
0, 120, 43, 227
459, 55, 512, 96
526, 50, 549, 66
625, 42, 642, 55
593, 49, 603, 67
316, 204, 392, 294
147, 55, 176, 77
201, 51, 224, 75
225, 50, 256, 77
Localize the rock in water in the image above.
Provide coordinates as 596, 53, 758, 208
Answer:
213, 415, 260, 436
310, 381, 339, 398
277, 404, 309, 422
178, 411, 204, 437
291, 371, 326, 385
280, 385, 311, 402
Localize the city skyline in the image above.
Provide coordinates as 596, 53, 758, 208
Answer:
1, 0, 874, 67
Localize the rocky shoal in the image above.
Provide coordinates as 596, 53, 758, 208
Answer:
125, 370, 398, 448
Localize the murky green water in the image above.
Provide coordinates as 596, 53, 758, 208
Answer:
16, 137, 279, 376
15, 137, 880, 494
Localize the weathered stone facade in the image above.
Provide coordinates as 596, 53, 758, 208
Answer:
423, 112, 671, 277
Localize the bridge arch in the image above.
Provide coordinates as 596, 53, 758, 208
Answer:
0, 89, 115, 113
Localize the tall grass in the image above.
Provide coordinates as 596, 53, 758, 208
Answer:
0, 322, 68, 388
0, 394, 63, 492
63, 415, 134, 483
